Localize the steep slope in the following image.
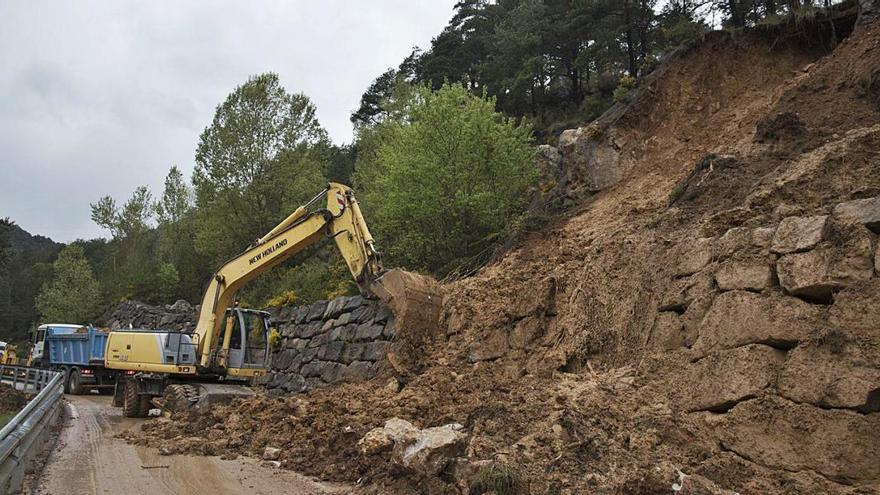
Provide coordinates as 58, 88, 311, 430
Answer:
127, 16, 880, 495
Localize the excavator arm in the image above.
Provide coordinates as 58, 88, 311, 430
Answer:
193, 182, 382, 370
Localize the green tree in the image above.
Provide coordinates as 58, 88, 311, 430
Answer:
192, 72, 329, 263
35, 244, 100, 323
356, 83, 536, 276
154, 166, 192, 225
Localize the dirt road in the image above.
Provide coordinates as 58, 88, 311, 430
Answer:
31, 394, 347, 495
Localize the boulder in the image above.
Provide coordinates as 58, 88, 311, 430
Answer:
262, 447, 282, 461
692, 291, 822, 358
650, 312, 686, 351
361, 341, 389, 361
778, 338, 880, 411
359, 418, 467, 477
832, 196, 880, 233
340, 343, 365, 364
340, 360, 376, 382
828, 279, 880, 341
716, 396, 880, 483
282, 374, 306, 393
714, 260, 772, 291
751, 226, 776, 248
467, 329, 508, 362
677, 345, 784, 412
317, 341, 345, 362
770, 215, 828, 254
305, 301, 328, 322
715, 227, 754, 259
558, 126, 623, 192
777, 249, 873, 301
675, 237, 715, 277
355, 323, 384, 341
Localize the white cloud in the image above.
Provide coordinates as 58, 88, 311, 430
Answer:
0, 0, 456, 241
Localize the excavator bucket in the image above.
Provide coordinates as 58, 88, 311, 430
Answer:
370, 269, 445, 374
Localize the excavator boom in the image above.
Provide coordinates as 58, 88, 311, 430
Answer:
193, 182, 383, 370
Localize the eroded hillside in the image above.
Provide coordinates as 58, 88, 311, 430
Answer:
125, 13, 880, 495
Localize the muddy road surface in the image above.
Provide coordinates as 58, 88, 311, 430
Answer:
31, 394, 346, 495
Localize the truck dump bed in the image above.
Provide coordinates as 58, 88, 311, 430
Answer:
47, 326, 108, 366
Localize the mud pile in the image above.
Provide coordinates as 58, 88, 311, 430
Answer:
124, 13, 880, 495
0, 385, 30, 415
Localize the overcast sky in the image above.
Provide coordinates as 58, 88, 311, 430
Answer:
0, 1, 457, 242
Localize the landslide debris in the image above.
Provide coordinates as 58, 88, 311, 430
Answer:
0, 385, 30, 416
123, 13, 880, 495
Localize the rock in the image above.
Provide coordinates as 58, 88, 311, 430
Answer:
317, 341, 345, 361
282, 374, 306, 393
678, 345, 784, 412
319, 362, 344, 382
751, 226, 776, 248
340, 343, 365, 364
832, 196, 880, 233
650, 312, 686, 351
300, 321, 323, 339
361, 341, 389, 361
360, 418, 467, 476
876, 242, 880, 275
675, 237, 714, 277
300, 361, 323, 378
359, 418, 419, 455
714, 260, 772, 291
271, 349, 296, 370
355, 323, 384, 341
778, 337, 880, 411
828, 279, 880, 340
306, 301, 328, 322
467, 329, 508, 362
169, 299, 193, 312
534, 144, 562, 179
373, 305, 394, 324
558, 125, 623, 192
777, 224, 874, 301
715, 227, 754, 259
770, 215, 828, 254
350, 304, 377, 324
716, 396, 880, 482
508, 317, 543, 349
692, 291, 821, 358
340, 360, 375, 382
262, 447, 282, 461
285, 338, 308, 351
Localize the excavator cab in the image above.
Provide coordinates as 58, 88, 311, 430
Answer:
212, 308, 271, 375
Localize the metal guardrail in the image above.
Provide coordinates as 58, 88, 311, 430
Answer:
0, 366, 63, 493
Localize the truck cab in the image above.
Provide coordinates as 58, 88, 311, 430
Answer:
30, 323, 81, 368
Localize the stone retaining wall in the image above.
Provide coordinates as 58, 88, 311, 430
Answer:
258, 295, 395, 394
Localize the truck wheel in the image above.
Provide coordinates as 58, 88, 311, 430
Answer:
122, 379, 150, 418
68, 369, 83, 395
61, 367, 71, 394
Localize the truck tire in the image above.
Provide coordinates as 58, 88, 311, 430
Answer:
61, 367, 70, 394
68, 368, 83, 395
122, 379, 151, 418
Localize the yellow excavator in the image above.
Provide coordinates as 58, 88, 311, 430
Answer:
106, 183, 441, 417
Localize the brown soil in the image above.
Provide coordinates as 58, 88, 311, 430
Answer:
0, 385, 30, 415
124, 17, 880, 495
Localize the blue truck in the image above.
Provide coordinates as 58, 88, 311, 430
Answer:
31, 324, 122, 394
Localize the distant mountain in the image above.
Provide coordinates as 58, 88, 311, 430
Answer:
8, 224, 60, 252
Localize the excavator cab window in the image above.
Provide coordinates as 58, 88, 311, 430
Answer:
243, 313, 268, 368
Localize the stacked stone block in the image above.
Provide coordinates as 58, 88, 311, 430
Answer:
259, 295, 396, 394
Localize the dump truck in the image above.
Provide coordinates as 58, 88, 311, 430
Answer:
32, 323, 121, 394
106, 183, 442, 417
